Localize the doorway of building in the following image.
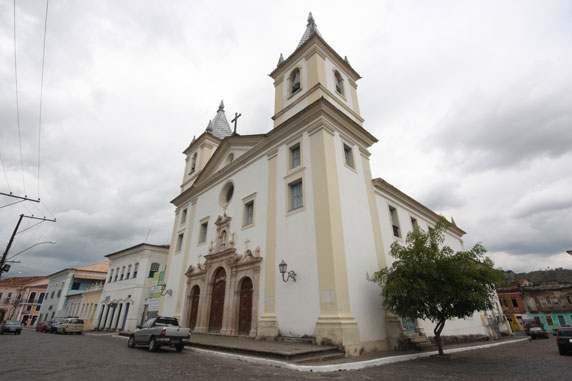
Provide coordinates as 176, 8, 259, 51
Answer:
238, 277, 253, 335
401, 316, 416, 334
189, 285, 200, 331
209, 267, 226, 333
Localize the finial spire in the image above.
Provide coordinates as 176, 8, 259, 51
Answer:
218, 100, 225, 111
307, 12, 315, 25
206, 120, 213, 132
297, 12, 322, 49
277, 53, 284, 66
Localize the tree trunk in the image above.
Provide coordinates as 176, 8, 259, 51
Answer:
434, 319, 446, 355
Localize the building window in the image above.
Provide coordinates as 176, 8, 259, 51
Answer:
126, 265, 132, 280
133, 263, 139, 278
120, 266, 125, 281
109, 269, 114, 283
71, 282, 81, 291
51, 291, 54, 298
219, 181, 234, 208
57, 290, 61, 297
36, 306, 41, 312
0, 292, 2, 299
546, 315, 554, 326
176, 233, 184, 252
501, 298, 508, 307
289, 179, 303, 211
190, 153, 197, 174
149, 263, 160, 278
558, 315, 566, 326
343, 144, 354, 169
389, 206, 401, 238
199, 221, 208, 244
243, 200, 254, 227
26, 305, 32, 312
511, 297, 518, 308
180, 208, 187, 226
334, 70, 344, 95
567, 296, 572, 304
411, 217, 419, 229
114, 267, 119, 282
290, 144, 300, 169
290, 68, 301, 94
28, 292, 37, 303
38, 292, 45, 303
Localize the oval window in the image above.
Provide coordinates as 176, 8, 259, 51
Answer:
219, 181, 234, 208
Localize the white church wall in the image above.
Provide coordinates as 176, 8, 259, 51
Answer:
334, 133, 388, 345
273, 132, 321, 337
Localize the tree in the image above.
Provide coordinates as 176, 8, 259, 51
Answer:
371, 217, 503, 355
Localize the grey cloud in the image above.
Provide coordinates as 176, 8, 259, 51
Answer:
430, 77, 572, 172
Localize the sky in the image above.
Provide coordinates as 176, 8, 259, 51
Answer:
1, 0, 571, 276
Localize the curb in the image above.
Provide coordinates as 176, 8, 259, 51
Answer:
182, 337, 530, 373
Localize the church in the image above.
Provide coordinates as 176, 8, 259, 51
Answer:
159, 13, 509, 356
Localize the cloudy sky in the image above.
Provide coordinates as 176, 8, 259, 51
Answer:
1, 0, 571, 276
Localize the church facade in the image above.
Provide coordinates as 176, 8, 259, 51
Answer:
159, 14, 509, 356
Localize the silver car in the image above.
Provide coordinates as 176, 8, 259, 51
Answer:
128, 317, 190, 352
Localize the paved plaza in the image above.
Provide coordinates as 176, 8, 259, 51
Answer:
0, 329, 570, 380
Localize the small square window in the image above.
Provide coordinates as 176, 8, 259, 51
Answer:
71, 282, 81, 290
289, 180, 303, 211
389, 206, 401, 238
290, 144, 300, 169
199, 221, 208, 243
343, 144, 354, 169
176, 233, 184, 252
244, 201, 254, 227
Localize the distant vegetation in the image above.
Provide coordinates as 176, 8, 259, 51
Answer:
504, 268, 572, 283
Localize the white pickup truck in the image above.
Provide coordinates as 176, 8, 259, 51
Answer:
128, 316, 191, 352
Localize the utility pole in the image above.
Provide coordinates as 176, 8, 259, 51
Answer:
0, 214, 56, 279
0, 214, 24, 279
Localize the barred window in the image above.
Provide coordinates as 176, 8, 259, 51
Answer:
149, 263, 160, 278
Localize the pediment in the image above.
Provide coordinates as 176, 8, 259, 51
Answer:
192, 134, 266, 186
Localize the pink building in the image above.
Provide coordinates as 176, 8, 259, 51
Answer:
0, 276, 44, 323
15, 278, 48, 326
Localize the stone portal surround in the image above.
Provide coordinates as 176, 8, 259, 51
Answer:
182, 214, 262, 337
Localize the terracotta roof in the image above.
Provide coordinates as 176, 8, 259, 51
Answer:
74, 275, 106, 281
0, 276, 45, 288
76, 260, 109, 273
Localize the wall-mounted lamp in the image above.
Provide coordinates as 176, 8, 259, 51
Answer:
161, 283, 172, 296
279, 260, 296, 283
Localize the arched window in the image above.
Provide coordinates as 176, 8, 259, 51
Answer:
126, 264, 132, 279
114, 267, 119, 282
334, 70, 344, 95
109, 269, 114, 283
120, 266, 126, 281
190, 153, 197, 174
133, 263, 139, 278
290, 68, 301, 94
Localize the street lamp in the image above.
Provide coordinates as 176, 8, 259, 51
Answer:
7, 241, 56, 260
279, 260, 297, 283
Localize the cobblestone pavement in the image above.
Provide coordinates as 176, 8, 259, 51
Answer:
0, 329, 570, 380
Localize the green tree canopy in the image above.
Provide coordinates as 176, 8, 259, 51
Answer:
371, 217, 503, 355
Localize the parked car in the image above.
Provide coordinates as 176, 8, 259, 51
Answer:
35, 322, 48, 332
0, 320, 22, 335
46, 318, 65, 333
529, 327, 549, 339
523, 319, 540, 335
128, 317, 190, 352
556, 327, 572, 355
56, 318, 84, 334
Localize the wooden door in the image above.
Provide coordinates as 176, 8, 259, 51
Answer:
209, 268, 226, 333
238, 277, 253, 335
189, 286, 200, 331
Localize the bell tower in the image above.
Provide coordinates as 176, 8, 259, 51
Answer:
269, 13, 364, 128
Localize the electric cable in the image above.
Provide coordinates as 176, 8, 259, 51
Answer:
0, 151, 12, 193
13, 0, 26, 195
0, 199, 25, 209
37, 0, 50, 200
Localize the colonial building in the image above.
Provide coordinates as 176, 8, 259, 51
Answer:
0, 276, 44, 323
14, 277, 48, 327
37, 261, 108, 323
92, 243, 169, 331
160, 14, 509, 355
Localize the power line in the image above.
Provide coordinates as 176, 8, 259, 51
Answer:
0, 151, 12, 193
37, 0, 50, 200
13, 0, 26, 196
0, 199, 25, 209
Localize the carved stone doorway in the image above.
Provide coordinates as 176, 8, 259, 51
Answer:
209, 267, 226, 333
189, 285, 200, 331
238, 277, 253, 335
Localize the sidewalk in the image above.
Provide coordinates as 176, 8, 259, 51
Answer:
130, 332, 529, 372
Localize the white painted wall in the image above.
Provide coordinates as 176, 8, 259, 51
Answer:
335, 133, 388, 343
